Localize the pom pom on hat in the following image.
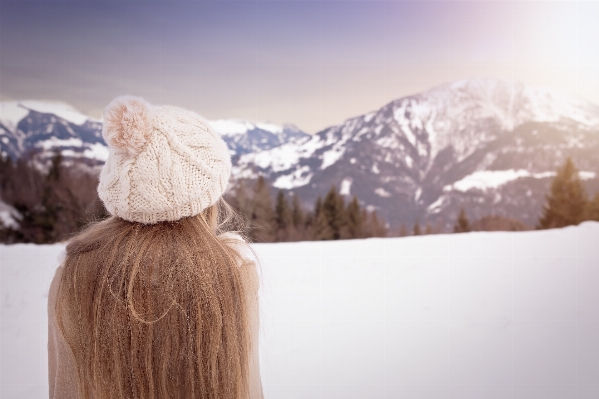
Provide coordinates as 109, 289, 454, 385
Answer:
102, 95, 153, 156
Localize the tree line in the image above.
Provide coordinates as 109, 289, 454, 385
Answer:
224, 177, 388, 242
1, 152, 598, 244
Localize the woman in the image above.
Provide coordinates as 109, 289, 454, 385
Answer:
47, 96, 263, 399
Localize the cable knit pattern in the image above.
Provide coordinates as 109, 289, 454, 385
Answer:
97, 97, 232, 224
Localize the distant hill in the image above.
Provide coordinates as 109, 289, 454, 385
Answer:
0, 100, 309, 172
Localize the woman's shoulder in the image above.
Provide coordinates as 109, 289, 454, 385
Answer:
217, 231, 260, 288
217, 231, 246, 243
217, 231, 256, 262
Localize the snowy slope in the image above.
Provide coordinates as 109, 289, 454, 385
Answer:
2, 222, 599, 399
233, 78, 599, 228
0, 200, 21, 229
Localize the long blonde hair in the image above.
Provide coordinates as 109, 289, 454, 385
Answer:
54, 199, 254, 399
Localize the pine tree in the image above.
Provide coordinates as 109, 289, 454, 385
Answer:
413, 222, 421, 236
314, 196, 322, 217
289, 193, 305, 241
0, 153, 14, 194
275, 190, 292, 241
47, 150, 63, 182
313, 210, 334, 240
345, 196, 363, 239
291, 193, 304, 229
35, 150, 65, 242
586, 193, 599, 222
303, 203, 315, 238
311, 196, 334, 240
454, 208, 471, 233
537, 158, 588, 229
250, 176, 276, 242
322, 186, 346, 240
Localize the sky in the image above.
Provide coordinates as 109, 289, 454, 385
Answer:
0, 0, 598, 133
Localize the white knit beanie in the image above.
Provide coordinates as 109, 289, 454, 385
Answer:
97, 96, 231, 224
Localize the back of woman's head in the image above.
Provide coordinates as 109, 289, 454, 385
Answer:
53, 96, 256, 399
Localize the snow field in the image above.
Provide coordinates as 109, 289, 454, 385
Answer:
1, 223, 599, 398
255, 223, 599, 399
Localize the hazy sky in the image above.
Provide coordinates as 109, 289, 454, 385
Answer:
1, 1, 597, 133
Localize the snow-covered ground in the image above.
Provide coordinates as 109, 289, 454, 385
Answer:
1, 223, 599, 398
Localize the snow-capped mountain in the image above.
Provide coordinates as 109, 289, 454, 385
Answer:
0, 101, 309, 172
0, 101, 107, 169
233, 78, 599, 228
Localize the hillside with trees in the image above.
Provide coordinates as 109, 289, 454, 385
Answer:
2, 153, 598, 244
0, 150, 107, 244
